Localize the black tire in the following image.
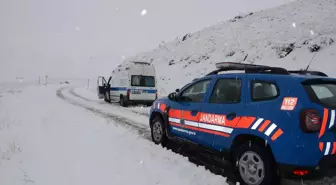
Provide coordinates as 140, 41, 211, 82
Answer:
119, 96, 128, 107
232, 141, 279, 185
146, 102, 153, 107
150, 116, 168, 147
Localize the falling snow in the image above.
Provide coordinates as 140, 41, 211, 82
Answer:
141, 9, 147, 16
310, 30, 315, 35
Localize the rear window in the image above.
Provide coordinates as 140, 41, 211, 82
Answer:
303, 80, 336, 108
131, 75, 155, 87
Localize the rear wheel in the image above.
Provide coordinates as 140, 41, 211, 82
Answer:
146, 102, 153, 107
232, 141, 279, 185
119, 96, 128, 107
150, 116, 168, 147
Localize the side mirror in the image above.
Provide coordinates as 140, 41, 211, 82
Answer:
175, 89, 180, 92
168, 92, 177, 101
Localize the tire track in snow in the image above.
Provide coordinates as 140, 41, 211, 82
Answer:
56, 87, 152, 140
68, 88, 150, 117
56, 86, 243, 185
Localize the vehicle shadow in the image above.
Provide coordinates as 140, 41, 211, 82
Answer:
164, 140, 239, 185
163, 140, 335, 185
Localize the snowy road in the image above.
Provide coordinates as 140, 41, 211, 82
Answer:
1, 83, 335, 185
0, 84, 227, 185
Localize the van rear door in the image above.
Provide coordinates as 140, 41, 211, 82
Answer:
129, 75, 156, 101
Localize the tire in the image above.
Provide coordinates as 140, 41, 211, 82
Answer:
146, 102, 153, 107
150, 116, 168, 147
232, 141, 279, 185
119, 96, 128, 107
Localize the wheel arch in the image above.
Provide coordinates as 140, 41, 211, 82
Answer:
230, 134, 275, 161
150, 111, 164, 127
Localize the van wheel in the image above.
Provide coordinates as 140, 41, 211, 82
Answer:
232, 141, 278, 185
150, 116, 168, 147
119, 96, 128, 107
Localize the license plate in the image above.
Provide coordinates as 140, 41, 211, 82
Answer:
132, 90, 141, 94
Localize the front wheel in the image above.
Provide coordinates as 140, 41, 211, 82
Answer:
232, 142, 279, 185
150, 116, 168, 147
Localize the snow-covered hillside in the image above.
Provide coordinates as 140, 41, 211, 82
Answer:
124, 0, 336, 96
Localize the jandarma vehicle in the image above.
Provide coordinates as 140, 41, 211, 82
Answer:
149, 62, 336, 185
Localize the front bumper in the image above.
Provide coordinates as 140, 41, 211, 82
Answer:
278, 154, 336, 180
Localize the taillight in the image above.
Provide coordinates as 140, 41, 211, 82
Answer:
293, 169, 309, 176
127, 89, 130, 99
300, 109, 321, 133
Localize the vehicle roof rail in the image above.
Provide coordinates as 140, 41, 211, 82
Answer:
215, 62, 270, 69
192, 78, 199, 82
288, 70, 328, 77
206, 62, 290, 76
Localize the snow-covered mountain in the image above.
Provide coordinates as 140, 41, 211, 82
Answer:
124, 0, 336, 96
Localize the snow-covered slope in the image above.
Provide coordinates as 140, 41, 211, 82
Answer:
124, 0, 336, 96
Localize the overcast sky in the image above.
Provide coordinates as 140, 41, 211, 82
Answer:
0, 0, 293, 82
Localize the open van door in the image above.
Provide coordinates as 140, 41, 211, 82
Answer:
97, 76, 107, 99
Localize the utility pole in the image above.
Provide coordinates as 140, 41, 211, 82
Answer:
45, 75, 48, 85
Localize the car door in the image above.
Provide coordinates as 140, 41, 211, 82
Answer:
97, 76, 107, 99
199, 75, 246, 150
167, 77, 214, 143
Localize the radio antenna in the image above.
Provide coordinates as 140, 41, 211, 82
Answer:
304, 52, 317, 71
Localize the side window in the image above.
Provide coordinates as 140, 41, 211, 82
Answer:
209, 79, 241, 104
252, 81, 279, 101
131, 76, 141, 86
180, 79, 211, 103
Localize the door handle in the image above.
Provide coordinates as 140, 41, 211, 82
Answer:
226, 112, 237, 120
191, 110, 198, 116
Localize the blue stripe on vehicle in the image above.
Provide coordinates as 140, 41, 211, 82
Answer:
138, 89, 157, 93
111, 87, 127, 91
129, 89, 157, 93
110, 87, 156, 93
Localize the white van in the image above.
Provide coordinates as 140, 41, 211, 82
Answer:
97, 61, 157, 107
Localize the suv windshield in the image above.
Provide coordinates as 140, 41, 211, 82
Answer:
303, 80, 336, 108
131, 75, 155, 87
